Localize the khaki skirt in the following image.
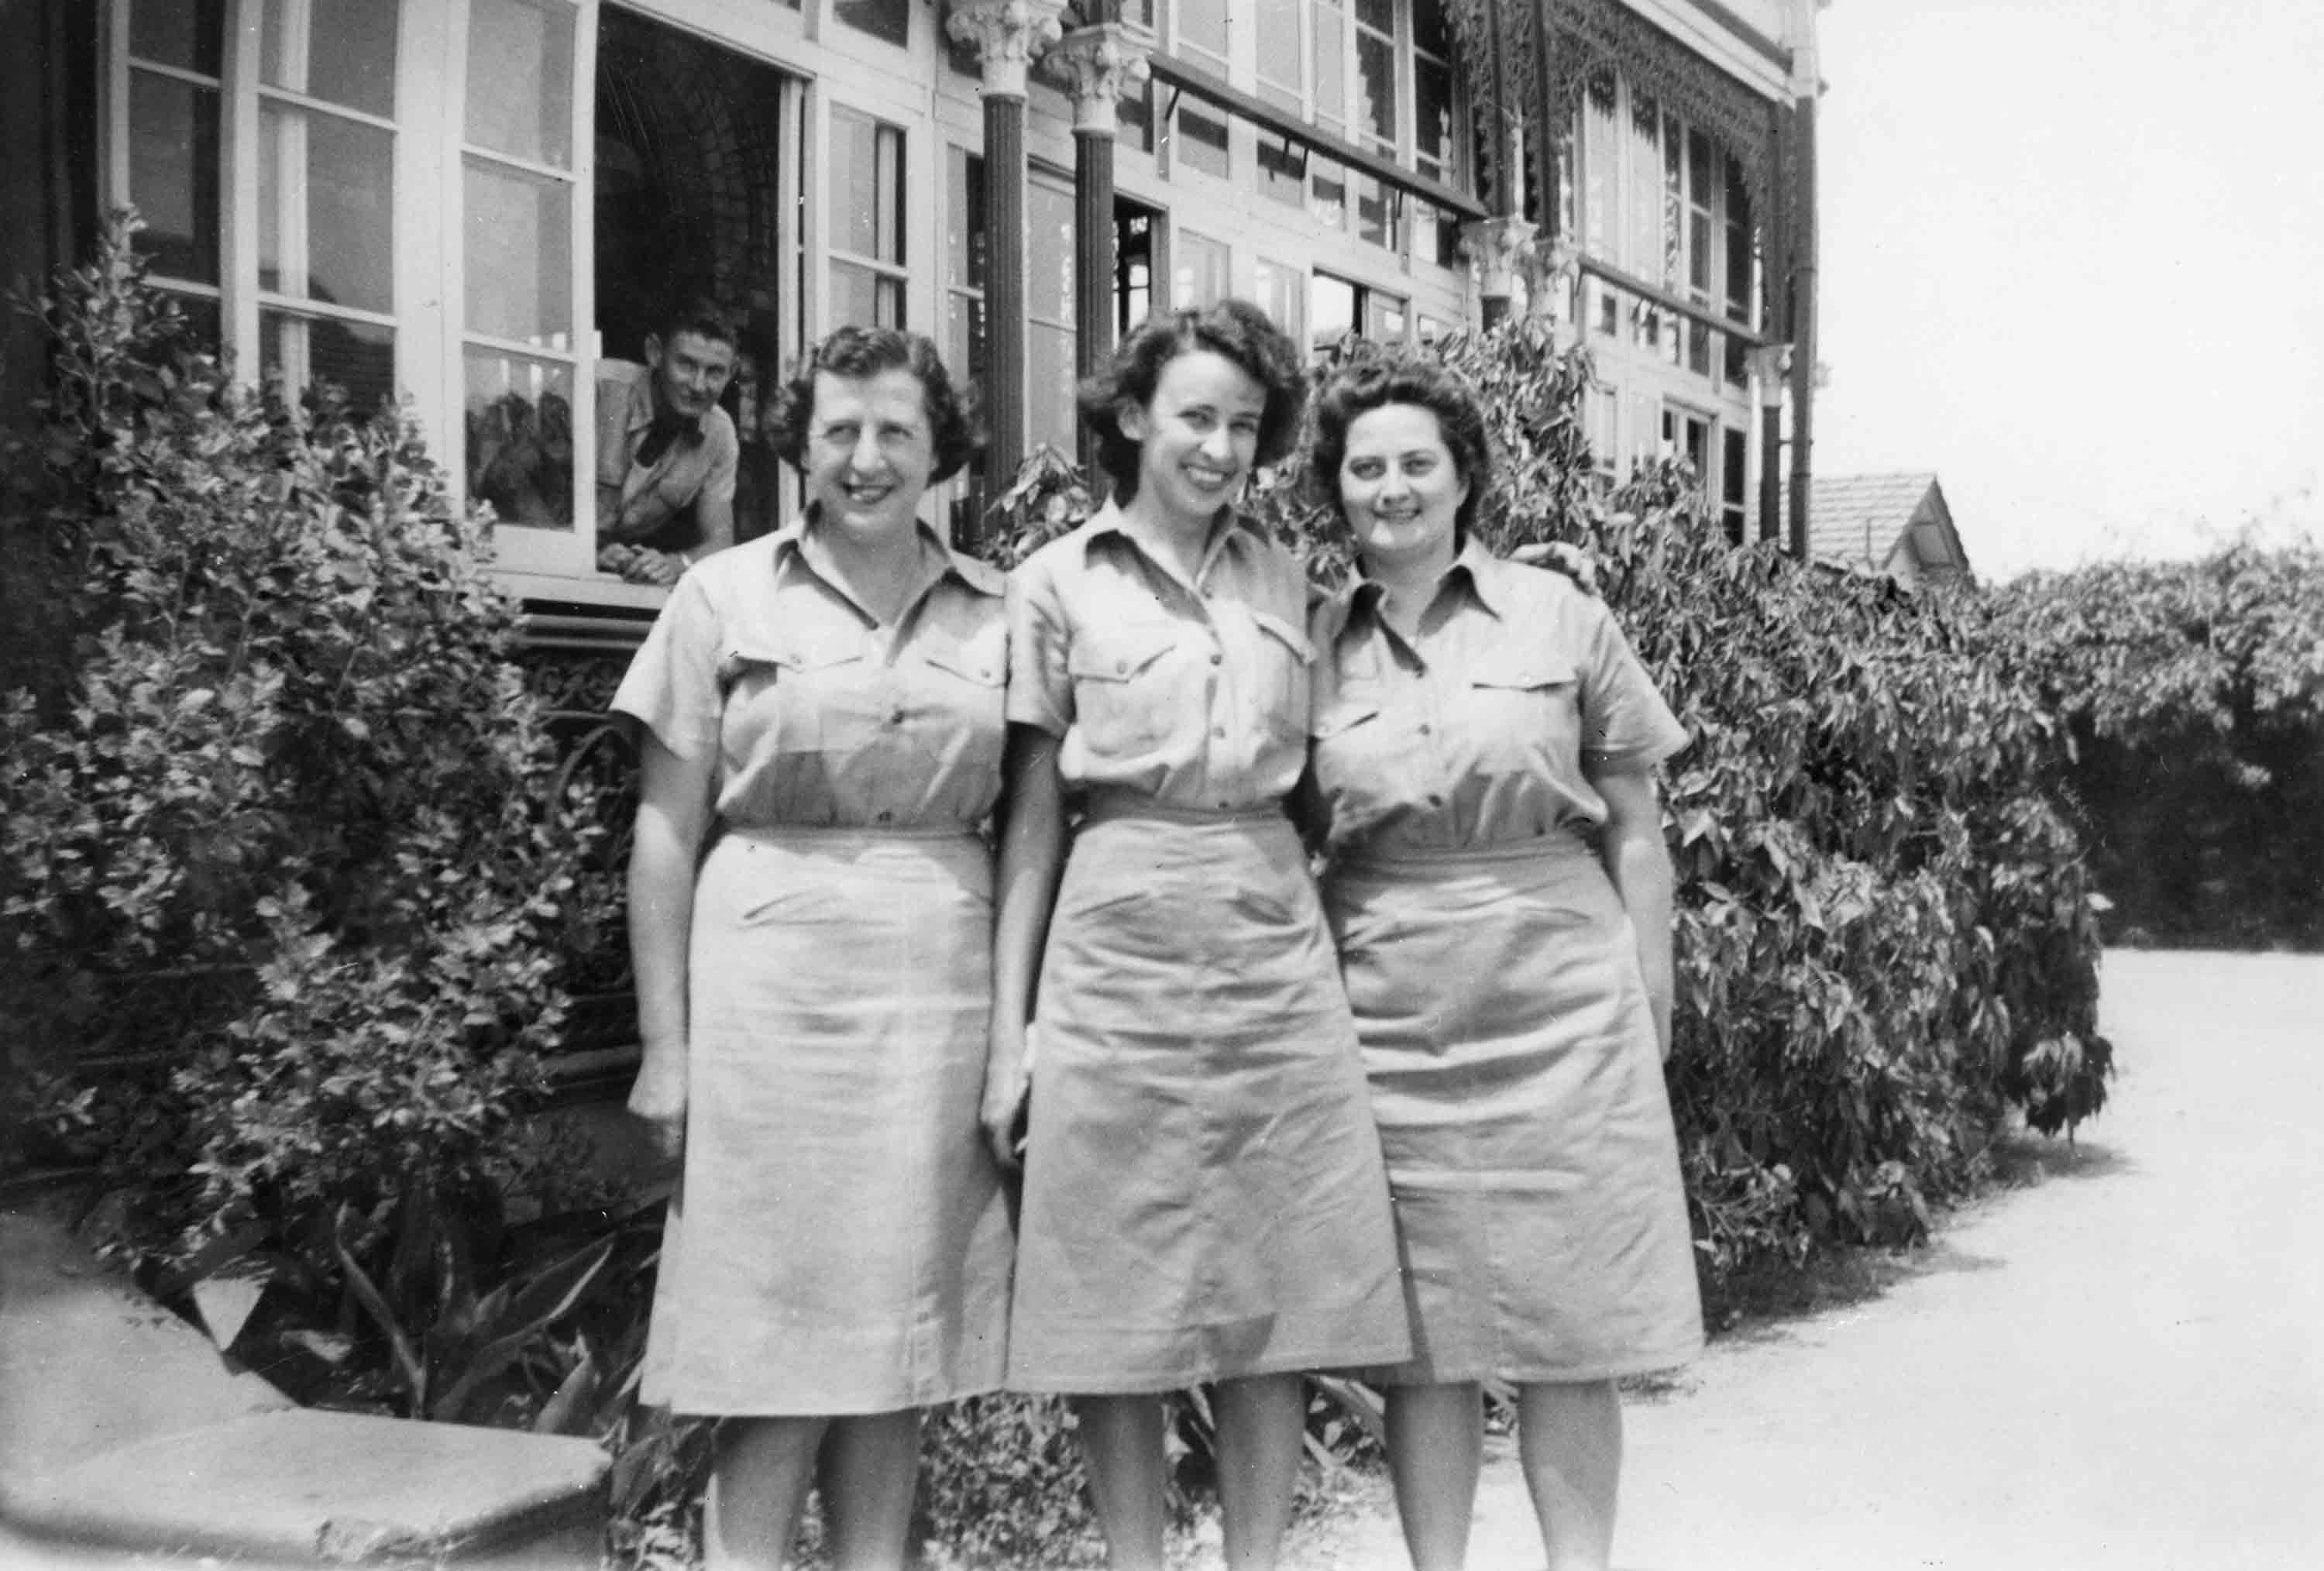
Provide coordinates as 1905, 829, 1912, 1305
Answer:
640, 823, 1013, 1415
1008, 805, 1409, 1392
1324, 834, 1703, 1385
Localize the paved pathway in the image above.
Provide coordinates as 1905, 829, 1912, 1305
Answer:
1316, 948, 2324, 1571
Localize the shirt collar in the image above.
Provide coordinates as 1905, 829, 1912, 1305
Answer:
1080, 497, 1262, 579
772, 510, 1002, 605
1346, 535, 1506, 629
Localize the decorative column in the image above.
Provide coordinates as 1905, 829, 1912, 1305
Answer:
947, 0, 1068, 531
1747, 342, 1789, 546
1043, 22, 1150, 476
1462, 216, 1538, 329
1781, 0, 1822, 564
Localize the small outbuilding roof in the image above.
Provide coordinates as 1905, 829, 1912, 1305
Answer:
1791, 472, 1973, 586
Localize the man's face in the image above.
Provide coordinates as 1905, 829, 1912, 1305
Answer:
645, 330, 737, 421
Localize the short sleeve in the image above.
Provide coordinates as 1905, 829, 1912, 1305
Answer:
1005, 555, 1074, 737
1575, 599, 1689, 772
701, 421, 739, 504
610, 569, 724, 759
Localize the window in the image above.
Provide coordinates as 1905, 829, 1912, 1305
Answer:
461, 0, 584, 541
1660, 405, 1711, 498
1170, 0, 1231, 178
834, 0, 906, 49
119, 0, 225, 339
260, 0, 401, 411
1721, 426, 1748, 544
945, 147, 987, 391
829, 106, 905, 329
1310, 270, 1406, 357
1174, 230, 1229, 309
1254, 257, 1305, 347
1116, 201, 1157, 337
1027, 170, 1079, 455
1587, 387, 1618, 479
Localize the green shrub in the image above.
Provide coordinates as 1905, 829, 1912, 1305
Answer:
0, 214, 596, 1308
1986, 539, 2324, 950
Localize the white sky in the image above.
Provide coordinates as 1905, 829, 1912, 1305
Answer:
1812, 0, 2324, 581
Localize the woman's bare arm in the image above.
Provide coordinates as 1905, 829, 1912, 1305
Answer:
626, 731, 717, 1159
1591, 764, 1677, 1061
985, 723, 1068, 1170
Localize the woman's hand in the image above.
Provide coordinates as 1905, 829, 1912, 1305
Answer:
627, 1048, 688, 1165
981, 1022, 1035, 1173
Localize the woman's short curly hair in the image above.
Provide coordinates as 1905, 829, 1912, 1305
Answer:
1078, 299, 1308, 501
1308, 346, 1496, 544
767, 326, 984, 485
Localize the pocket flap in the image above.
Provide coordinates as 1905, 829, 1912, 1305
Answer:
1251, 609, 1316, 665
1312, 701, 1382, 740
1068, 622, 1179, 682
1469, 648, 1576, 692
923, 634, 1006, 687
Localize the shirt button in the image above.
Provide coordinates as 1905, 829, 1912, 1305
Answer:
876, 810, 894, 823
1427, 793, 1445, 806
1418, 724, 1433, 736
1212, 725, 1226, 739
889, 710, 906, 725
1209, 652, 1222, 665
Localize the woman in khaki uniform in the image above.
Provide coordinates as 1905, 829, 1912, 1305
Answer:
1302, 352, 1703, 1571
986, 302, 1407, 1571
617, 328, 1012, 1571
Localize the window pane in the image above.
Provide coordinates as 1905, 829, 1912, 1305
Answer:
1253, 257, 1304, 346
264, 0, 399, 117
947, 150, 986, 291
264, 308, 394, 411
946, 293, 987, 386
261, 106, 395, 314
1029, 323, 1078, 455
1173, 232, 1227, 309
830, 108, 904, 264
1583, 74, 1615, 259
1028, 180, 1075, 325
829, 261, 903, 329
1258, 137, 1305, 207
1310, 273, 1355, 356
1355, 0, 1393, 33
1689, 211, 1711, 296
1118, 81, 1153, 155
131, 0, 225, 74
1689, 129, 1715, 211
1413, 0, 1450, 59
1365, 291, 1407, 342
464, 350, 575, 529
129, 71, 222, 284
1176, 105, 1229, 178
1688, 318, 1711, 376
466, 0, 573, 169
463, 157, 572, 345
834, 0, 908, 46
1312, 1, 1344, 123
1355, 32, 1396, 145
1179, 0, 1228, 62
1356, 173, 1396, 249
1310, 156, 1346, 228
1415, 57, 1450, 170
1627, 93, 1661, 279
1256, 0, 1301, 99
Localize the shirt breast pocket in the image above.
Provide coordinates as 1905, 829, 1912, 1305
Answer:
1067, 620, 1184, 758
918, 627, 1009, 769
1464, 648, 1581, 762
720, 639, 870, 755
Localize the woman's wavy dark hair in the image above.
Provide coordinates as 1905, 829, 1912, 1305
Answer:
767, 326, 984, 484
1308, 346, 1496, 544
1078, 299, 1307, 502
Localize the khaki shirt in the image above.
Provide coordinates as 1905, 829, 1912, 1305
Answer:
595, 359, 739, 551
1306, 538, 1688, 856
1007, 501, 1315, 810
613, 517, 1007, 830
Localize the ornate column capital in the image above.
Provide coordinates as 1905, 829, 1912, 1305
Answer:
946, 0, 1070, 99
1041, 22, 1153, 136
1462, 215, 1539, 298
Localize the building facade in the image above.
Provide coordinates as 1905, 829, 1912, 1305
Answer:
2, 0, 1824, 627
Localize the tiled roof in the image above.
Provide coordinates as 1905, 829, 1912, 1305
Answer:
1786, 472, 1941, 572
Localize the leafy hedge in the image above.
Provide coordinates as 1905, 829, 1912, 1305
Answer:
1986, 541, 2324, 950
0, 218, 596, 1311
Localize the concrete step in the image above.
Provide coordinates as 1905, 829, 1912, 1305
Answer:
0, 1192, 294, 1488
4, 1409, 608, 1569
